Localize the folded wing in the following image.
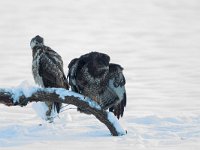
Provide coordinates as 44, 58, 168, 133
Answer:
108, 63, 126, 119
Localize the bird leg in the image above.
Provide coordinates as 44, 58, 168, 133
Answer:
45, 101, 55, 123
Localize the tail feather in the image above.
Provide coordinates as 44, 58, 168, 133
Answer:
109, 94, 126, 119
54, 102, 62, 113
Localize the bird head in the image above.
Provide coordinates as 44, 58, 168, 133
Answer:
87, 52, 110, 77
30, 35, 44, 49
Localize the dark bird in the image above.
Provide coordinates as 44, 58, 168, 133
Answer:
30, 35, 69, 122
68, 52, 126, 119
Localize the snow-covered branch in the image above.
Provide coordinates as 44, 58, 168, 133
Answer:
0, 87, 126, 136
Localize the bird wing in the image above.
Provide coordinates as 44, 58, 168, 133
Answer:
108, 63, 126, 119
39, 49, 67, 88
67, 58, 80, 92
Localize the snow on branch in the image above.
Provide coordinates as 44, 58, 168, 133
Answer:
0, 87, 126, 136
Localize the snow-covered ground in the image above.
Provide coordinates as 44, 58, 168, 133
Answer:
0, 0, 200, 149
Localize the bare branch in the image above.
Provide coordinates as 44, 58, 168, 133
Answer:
0, 88, 126, 136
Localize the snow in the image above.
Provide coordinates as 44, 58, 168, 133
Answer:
107, 112, 126, 136
2, 81, 39, 103
0, 0, 200, 149
32, 101, 49, 121
54, 88, 101, 109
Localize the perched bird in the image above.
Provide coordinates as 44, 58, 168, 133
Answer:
68, 52, 126, 119
30, 35, 69, 122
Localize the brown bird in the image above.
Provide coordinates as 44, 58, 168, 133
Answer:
68, 52, 126, 119
30, 35, 69, 122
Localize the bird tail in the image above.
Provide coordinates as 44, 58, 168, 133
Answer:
109, 93, 126, 119
45, 101, 62, 122
54, 102, 62, 113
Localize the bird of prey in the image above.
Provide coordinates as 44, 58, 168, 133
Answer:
30, 35, 69, 122
68, 52, 126, 119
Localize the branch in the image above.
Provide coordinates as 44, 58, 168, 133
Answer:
0, 87, 126, 136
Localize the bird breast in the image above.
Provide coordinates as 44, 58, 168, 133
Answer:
32, 51, 44, 87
